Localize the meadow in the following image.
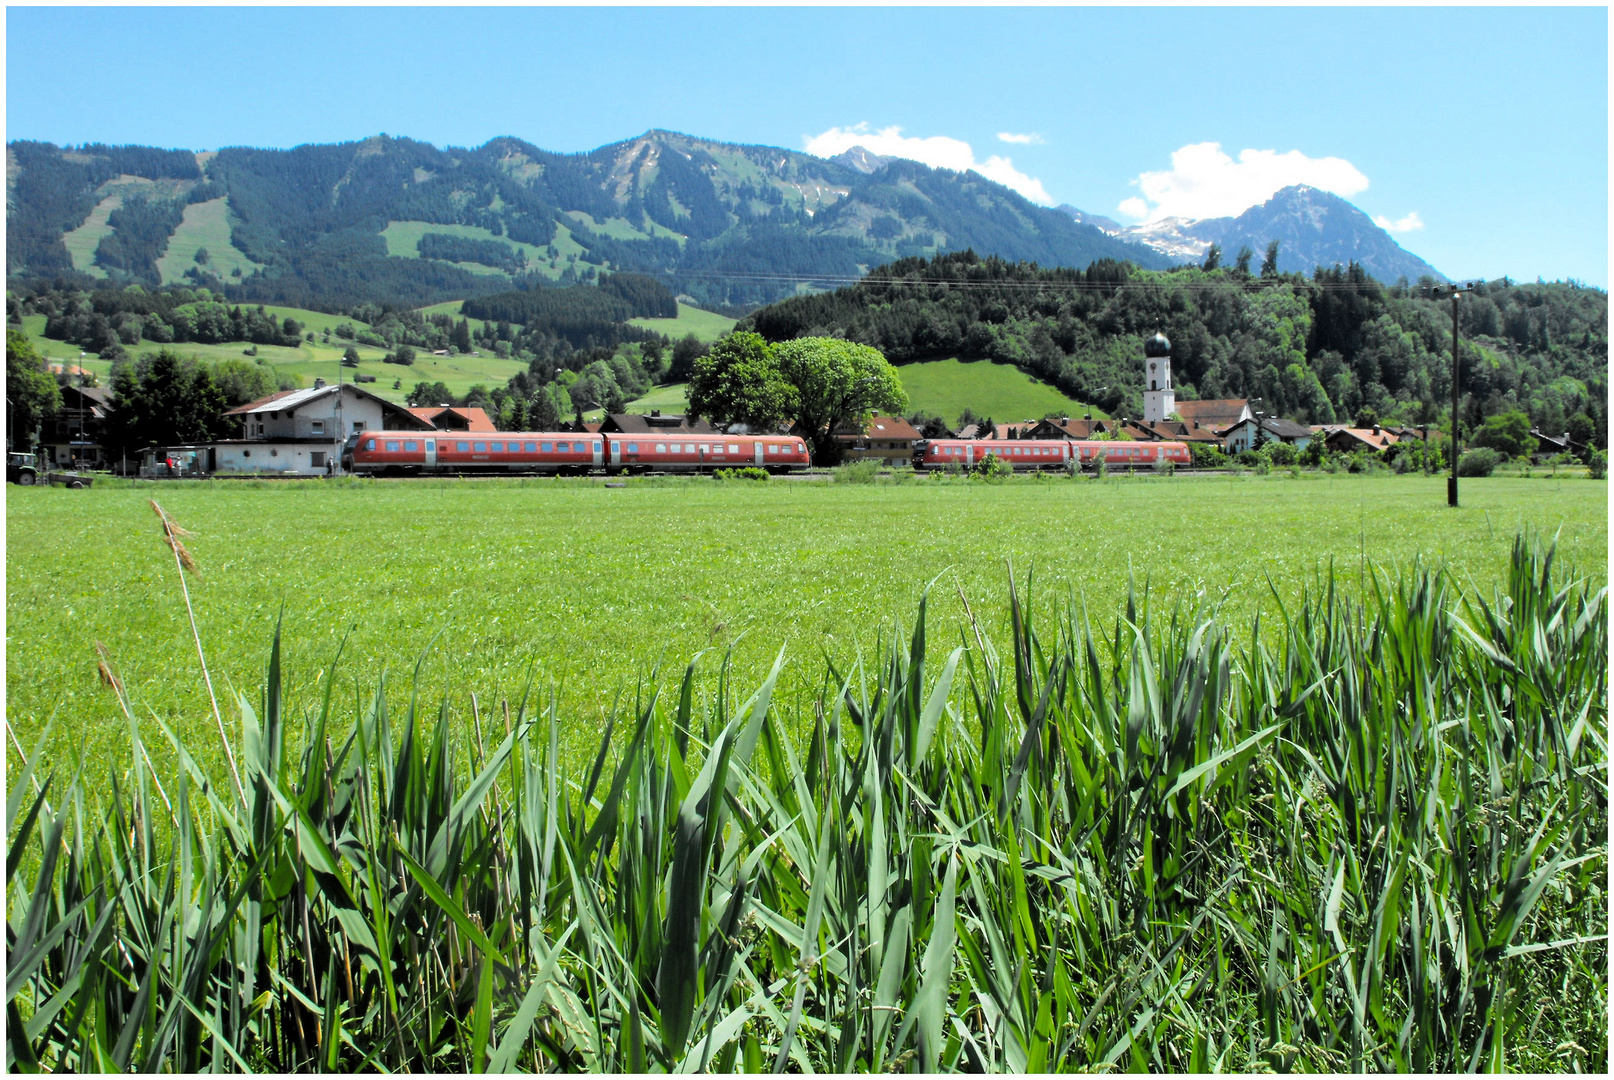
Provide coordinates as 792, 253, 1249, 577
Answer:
893, 358, 1106, 424
6, 472, 1604, 786
5, 505, 1605, 1071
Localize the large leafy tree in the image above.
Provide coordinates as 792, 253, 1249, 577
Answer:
5, 330, 61, 448
1472, 409, 1538, 459
103, 349, 227, 453
687, 331, 796, 432
773, 337, 906, 464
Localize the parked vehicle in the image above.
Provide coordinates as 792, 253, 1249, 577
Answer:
7, 451, 40, 485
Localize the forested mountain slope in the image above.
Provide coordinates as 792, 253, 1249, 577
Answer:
7, 132, 1169, 311
740, 251, 1607, 441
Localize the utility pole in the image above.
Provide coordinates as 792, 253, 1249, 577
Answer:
1428, 281, 1481, 506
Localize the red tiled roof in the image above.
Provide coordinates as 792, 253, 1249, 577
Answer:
408, 406, 496, 431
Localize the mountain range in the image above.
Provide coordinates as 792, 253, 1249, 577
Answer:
7, 131, 1446, 313
1058, 185, 1447, 285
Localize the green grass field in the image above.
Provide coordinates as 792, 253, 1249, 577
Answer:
7, 474, 1604, 782
895, 357, 1107, 426
15, 312, 526, 404
61, 194, 120, 278
381, 220, 605, 281
154, 198, 263, 284
628, 302, 736, 342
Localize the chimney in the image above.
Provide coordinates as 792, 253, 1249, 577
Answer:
314, 377, 326, 389
651, 409, 661, 417
1371, 424, 1380, 435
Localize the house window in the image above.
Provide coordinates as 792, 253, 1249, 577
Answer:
353, 421, 364, 433
310, 451, 326, 467
311, 420, 325, 435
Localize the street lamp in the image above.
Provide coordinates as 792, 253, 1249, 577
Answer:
1427, 280, 1482, 506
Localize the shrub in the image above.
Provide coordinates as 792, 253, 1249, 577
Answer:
832, 459, 881, 483
1589, 450, 1607, 479
971, 452, 1013, 481
1151, 455, 1175, 476
1265, 442, 1298, 466
1457, 447, 1503, 477
713, 466, 769, 482
1190, 442, 1230, 468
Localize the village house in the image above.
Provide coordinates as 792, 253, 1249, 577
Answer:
408, 405, 496, 431
600, 411, 717, 436
215, 379, 430, 474
834, 413, 921, 465
40, 384, 115, 469
1221, 416, 1315, 454
1321, 424, 1403, 456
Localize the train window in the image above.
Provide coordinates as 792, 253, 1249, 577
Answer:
386, 441, 399, 452
364, 439, 375, 450
627, 443, 640, 453
593, 442, 601, 453
405, 441, 418, 452
727, 444, 739, 454
474, 442, 487, 453
557, 442, 569, 452
426, 441, 435, 451
541, 442, 554, 452
456, 441, 469, 452
491, 442, 504, 452
656, 444, 667, 453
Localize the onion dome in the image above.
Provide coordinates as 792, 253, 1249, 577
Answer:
1144, 332, 1171, 358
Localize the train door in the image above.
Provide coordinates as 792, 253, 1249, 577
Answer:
754, 441, 764, 466
592, 440, 603, 468
610, 440, 622, 467
965, 443, 975, 467
425, 440, 437, 468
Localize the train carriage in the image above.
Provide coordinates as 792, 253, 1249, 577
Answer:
343, 430, 811, 476
912, 438, 1191, 471
608, 434, 809, 473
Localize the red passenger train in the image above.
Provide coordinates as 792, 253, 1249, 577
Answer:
912, 439, 1191, 471
342, 430, 811, 476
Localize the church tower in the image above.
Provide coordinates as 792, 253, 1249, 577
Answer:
1142, 331, 1175, 423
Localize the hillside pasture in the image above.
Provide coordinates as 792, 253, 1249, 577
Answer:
627, 301, 736, 342
895, 357, 1106, 425
61, 194, 120, 278
154, 197, 263, 284
381, 219, 607, 281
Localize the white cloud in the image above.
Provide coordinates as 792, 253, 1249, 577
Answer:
804, 123, 1054, 206
1373, 211, 1424, 233
1119, 142, 1370, 222
996, 131, 1045, 145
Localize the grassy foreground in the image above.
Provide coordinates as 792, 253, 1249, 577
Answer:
6, 473, 1606, 783
5, 537, 1606, 1071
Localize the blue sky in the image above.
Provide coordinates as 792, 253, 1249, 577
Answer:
6, 6, 1607, 286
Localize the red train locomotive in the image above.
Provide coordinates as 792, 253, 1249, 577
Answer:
342, 430, 812, 476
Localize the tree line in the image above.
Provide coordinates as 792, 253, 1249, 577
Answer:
738, 250, 1608, 447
